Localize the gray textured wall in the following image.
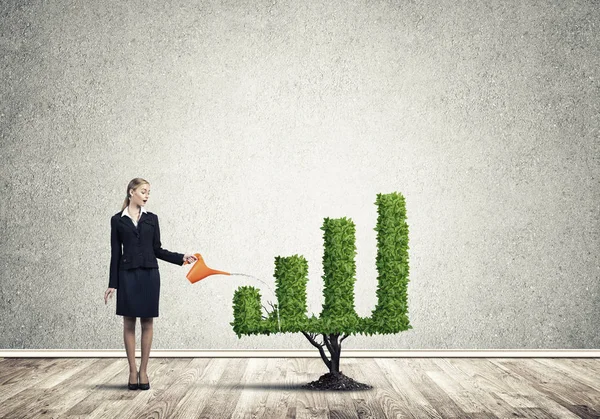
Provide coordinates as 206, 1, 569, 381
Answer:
1, 0, 598, 350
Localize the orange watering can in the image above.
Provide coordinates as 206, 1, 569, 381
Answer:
184, 253, 231, 284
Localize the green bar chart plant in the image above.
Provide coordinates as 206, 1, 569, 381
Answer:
231, 192, 411, 390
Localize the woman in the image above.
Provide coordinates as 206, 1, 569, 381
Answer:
104, 178, 197, 390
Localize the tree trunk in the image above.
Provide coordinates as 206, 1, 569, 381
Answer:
301, 332, 343, 372
329, 333, 340, 373
323, 333, 341, 374
301, 332, 373, 390
330, 351, 340, 373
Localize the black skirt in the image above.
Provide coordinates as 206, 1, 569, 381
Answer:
116, 267, 160, 318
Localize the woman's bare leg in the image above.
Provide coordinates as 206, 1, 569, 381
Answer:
139, 317, 153, 383
123, 316, 137, 383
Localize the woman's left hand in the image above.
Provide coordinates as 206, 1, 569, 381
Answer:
183, 253, 198, 264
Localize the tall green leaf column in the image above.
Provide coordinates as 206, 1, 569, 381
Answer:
369, 192, 412, 334
319, 217, 361, 335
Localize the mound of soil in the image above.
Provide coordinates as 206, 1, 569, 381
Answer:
301, 372, 373, 391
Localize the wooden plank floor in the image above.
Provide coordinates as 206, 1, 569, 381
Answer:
0, 357, 599, 419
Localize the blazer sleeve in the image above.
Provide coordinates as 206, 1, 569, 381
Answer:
153, 215, 185, 265
109, 216, 121, 288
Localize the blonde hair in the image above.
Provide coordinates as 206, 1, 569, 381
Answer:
121, 177, 150, 211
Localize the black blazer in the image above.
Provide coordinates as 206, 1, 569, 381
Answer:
109, 210, 184, 289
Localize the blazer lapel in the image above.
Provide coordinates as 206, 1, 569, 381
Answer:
119, 215, 135, 233
138, 211, 148, 227
119, 211, 147, 232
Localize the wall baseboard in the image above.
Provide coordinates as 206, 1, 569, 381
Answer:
0, 349, 598, 358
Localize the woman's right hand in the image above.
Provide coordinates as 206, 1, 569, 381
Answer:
104, 288, 116, 304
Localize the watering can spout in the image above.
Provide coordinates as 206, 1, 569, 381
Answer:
184, 253, 231, 283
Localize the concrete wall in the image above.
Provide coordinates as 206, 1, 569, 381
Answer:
1, 0, 598, 349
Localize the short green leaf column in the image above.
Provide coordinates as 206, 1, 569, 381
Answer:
231, 286, 262, 338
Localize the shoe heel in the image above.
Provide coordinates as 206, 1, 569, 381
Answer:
128, 371, 139, 390
138, 371, 150, 390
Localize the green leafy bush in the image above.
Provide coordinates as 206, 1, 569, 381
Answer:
230, 192, 411, 375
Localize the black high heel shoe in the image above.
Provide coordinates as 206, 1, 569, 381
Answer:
138, 371, 150, 390
128, 373, 139, 390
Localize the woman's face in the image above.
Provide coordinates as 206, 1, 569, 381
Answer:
130, 184, 150, 207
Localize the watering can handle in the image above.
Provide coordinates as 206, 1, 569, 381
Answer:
183, 253, 202, 265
